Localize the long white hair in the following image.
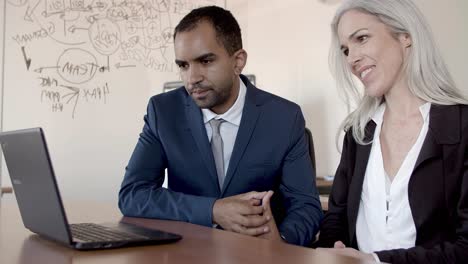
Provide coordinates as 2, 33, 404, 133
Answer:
330, 0, 468, 145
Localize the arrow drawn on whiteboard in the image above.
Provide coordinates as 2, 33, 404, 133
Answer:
34, 66, 60, 73
24, 0, 41, 22
21, 46, 32, 70
60, 85, 80, 119
115, 62, 136, 69
61, 85, 79, 102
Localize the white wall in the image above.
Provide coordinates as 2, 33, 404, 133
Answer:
229, 0, 468, 178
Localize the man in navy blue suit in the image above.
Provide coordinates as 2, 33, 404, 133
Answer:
118, 6, 323, 246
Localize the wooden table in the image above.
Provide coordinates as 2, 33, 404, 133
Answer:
1, 186, 13, 194
0, 200, 375, 264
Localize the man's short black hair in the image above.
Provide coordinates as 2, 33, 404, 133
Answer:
174, 6, 242, 55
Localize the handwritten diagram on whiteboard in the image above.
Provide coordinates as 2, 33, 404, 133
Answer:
4, 0, 225, 118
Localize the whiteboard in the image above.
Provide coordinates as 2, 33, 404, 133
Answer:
1, 0, 225, 202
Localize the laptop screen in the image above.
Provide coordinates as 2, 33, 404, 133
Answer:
0, 128, 73, 244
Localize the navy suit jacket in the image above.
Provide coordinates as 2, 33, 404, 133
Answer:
119, 75, 323, 246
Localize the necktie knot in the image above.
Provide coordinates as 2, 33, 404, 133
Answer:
209, 118, 223, 134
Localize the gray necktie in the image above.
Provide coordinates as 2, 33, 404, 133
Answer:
209, 119, 225, 189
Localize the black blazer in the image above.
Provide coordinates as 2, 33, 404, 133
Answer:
317, 104, 468, 263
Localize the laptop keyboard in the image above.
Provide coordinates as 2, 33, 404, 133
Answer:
70, 223, 149, 242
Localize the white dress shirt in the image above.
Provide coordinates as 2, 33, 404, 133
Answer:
202, 77, 246, 176
356, 102, 431, 255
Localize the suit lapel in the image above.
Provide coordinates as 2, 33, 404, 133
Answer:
414, 104, 459, 170
413, 129, 440, 170
409, 105, 458, 233
348, 122, 375, 245
185, 96, 219, 188
221, 77, 261, 194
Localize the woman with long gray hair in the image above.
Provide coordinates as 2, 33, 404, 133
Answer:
315, 0, 468, 263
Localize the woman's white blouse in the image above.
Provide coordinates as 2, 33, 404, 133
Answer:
356, 102, 431, 253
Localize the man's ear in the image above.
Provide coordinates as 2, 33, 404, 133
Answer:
400, 33, 412, 48
233, 49, 247, 75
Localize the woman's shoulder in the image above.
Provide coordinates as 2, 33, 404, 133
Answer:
431, 103, 468, 132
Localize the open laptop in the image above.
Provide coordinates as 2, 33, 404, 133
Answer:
0, 127, 182, 250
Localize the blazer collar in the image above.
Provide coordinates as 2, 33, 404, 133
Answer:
427, 104, 460, 144
183, 75, 264, 194
184, 93, 220, 189
221, 75, 263, 194
414, 104, 460, 169
348, 104, 461, 183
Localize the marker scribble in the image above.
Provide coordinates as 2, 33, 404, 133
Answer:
5, 0, 224, 118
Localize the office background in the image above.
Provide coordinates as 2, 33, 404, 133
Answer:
1, 0, 467, 203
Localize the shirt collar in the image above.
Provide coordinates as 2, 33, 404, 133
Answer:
202, 77, 246, 126
371, 102, 431, 126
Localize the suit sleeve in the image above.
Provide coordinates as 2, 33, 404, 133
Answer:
118, 98, 216, 227
278, 108, 324, 246
375, 131, 468, 263
315, 131, 353, 248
